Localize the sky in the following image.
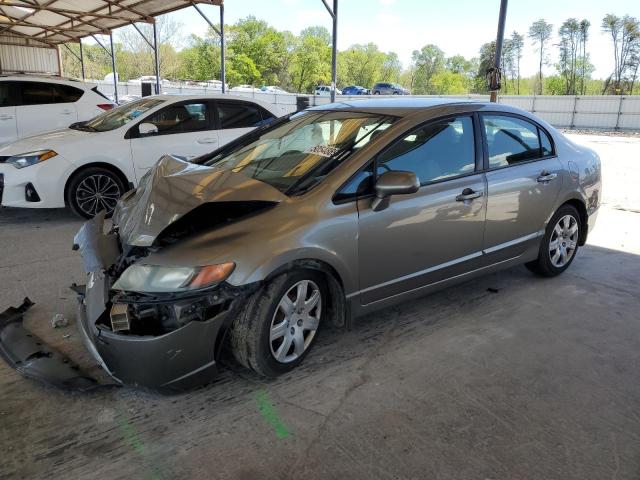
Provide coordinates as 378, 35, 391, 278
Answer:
169, 0, 637, 79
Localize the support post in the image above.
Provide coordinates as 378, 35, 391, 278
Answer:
490, 0, 508, 103
193, 3, 226, 94
152, 21, 160, 94
220, 3, 226, 93
615, 96, 624, 131
570, 96, 578, 129
331, 0, 338, 102
79, 38, 85, 80
109, 32, 118, 103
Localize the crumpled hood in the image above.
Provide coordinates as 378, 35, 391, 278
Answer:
0, 128, 93, 155
115, 155, 287, 247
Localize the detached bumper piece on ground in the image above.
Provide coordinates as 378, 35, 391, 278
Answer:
0, 298, 101, 392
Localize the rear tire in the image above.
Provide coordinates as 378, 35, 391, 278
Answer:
526, 204, 581, 277
66, 167, 126, 219
231, 270, 326, 377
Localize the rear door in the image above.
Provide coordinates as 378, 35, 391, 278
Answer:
0, 82, 17, 144
129, 99, 216, 176
16, 81, 80, 137
480, 113, 562, 263
215, 100, 275, 146
355, 114, 487, 305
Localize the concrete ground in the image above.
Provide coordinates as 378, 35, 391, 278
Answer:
1, 133, 639, 480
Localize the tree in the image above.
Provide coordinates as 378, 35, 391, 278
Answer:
579, 20, 591, 94
226, 16, 291, 86
117, 16, 184, 79
475, 41, 495, 93
410, 44, 445, 94
601, 14, 640, 94
528, 19, 553, 94
290, 26, 331, 92
558, 18, 581, 94
338, 43, 387, 88
510, 32, 524, 94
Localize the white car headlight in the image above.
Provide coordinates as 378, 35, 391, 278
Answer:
7, 150, 57, 169
111, 263, 235, 293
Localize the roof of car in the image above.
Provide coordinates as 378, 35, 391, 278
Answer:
148, 94, 283, 114
310, 97, 507, 117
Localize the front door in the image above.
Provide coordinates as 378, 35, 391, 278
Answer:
129, 100, 218, 177
356, 115, 487, 305
480, 113, 563, 263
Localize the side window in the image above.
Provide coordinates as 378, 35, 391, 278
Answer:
217, 102, 263, 129
21, 82, 55, 105
377, 116, 476, 185
540, 128, 553, 156
334, 163, 375, 203
143, 102, 209, 135
482, 114, 551, 168
0, 83, 13, 107
53, 84, 84, 103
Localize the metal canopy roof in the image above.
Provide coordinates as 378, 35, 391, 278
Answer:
0, 0, 222, 45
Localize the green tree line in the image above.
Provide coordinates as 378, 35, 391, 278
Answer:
61, 14, 640, 95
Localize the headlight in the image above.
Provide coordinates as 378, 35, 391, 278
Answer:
111, 262, 235, 293
7, 150, 57, 169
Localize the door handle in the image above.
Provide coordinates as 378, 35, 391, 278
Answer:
0, 114, 13, 120
537, 171, 558, 183
197, 137, 217, 144
455, 188, 483, 202
61, 110, 73, 115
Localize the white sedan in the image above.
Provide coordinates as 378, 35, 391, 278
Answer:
0, 95, 283, 218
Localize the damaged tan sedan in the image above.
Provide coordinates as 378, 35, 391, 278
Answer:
66, 98, 600, 390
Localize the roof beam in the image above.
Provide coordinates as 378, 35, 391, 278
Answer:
0, 2, 138, 21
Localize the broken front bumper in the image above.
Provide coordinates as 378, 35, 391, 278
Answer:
0, 298, 100, 392
74, 213, 247, 391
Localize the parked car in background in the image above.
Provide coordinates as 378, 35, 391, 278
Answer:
230, 85, 264, 93
0, 75, 114, 146
261, 86, 290, 94
372, 82, 410, 95
341, 85, 370, 95
0, 95, 282, 218
315, 85, 332, 96
68, 97, 600, 390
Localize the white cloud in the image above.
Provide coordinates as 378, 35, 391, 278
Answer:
379, 0, 396, 5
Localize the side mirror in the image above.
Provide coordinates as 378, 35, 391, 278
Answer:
138, 122, 158, 136
372, 170, 420, 212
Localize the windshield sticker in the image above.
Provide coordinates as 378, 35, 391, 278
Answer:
304, 145, 341, 158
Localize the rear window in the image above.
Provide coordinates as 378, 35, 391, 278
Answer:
19, 81, 83, 105
217, 102, 268, 129
21, 82, 55, 105
53, 84, 83, 102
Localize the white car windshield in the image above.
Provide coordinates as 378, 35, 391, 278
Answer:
78, 98, 164, 132
203, 111, 395, 195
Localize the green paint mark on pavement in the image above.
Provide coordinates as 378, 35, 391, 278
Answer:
116, 407, 164, 480
256, 390, 290, 439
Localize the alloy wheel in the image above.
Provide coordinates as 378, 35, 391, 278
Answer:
76, 174, 121, 217
549, 214, 579, 268
269, 279, 321, 363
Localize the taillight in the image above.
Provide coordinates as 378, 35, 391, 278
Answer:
97, 103, 114, 111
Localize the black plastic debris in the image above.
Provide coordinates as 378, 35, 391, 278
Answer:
0, 297, 100, 392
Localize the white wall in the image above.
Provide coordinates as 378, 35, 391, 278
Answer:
0, 35, 60, 75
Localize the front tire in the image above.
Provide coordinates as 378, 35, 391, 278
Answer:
231, 270, 326, 377
66, 167, 126, 219
526, 204, 581, 277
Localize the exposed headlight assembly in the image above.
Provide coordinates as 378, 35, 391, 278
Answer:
111, 263, 235, 293
7, 150, 57, 169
